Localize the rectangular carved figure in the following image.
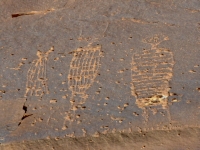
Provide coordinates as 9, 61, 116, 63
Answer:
131, 35, 174, 109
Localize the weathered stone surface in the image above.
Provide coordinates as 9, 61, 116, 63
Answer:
0, 98, 25, 141
0, 0, 200, 149
1, 127, 200, 150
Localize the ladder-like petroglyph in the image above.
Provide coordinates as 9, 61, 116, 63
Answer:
63, 45, 102, 127
68, 45, 102, 107
131, 35, 174, 110
25, 47, 54, 97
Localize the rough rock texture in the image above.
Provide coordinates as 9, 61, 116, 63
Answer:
1, 127, 200, 150
0, 98, 26, 141
0, 0, 200, 149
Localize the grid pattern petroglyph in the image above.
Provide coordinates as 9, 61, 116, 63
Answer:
68, 45, 102, 103
25, 47, 54, 97
131, 35, 174, 109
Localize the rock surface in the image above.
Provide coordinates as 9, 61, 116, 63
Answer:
0, 0, 200, 149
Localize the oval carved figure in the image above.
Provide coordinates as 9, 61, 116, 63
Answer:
68, 45, 103, 109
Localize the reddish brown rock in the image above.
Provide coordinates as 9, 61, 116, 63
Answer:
0, 0, 200, 149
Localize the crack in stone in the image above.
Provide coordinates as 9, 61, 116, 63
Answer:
11, 9, 55, 18
17, 101, 33, 126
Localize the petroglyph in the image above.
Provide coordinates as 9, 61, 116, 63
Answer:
10, 62, 25, 70
63, 45, 102, 127
10, 58, 27, 70
131, 35, 174, 111
68, 45, 102, 106
24, 47, 54, 97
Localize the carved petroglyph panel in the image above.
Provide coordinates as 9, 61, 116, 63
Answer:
131, 35, 175, 109
25, 47, 54, 97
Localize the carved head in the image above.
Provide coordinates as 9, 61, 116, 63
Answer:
36, 50, 43, 57
142, 34, 169, 45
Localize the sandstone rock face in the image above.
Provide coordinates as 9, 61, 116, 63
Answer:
0, 0, 200, 149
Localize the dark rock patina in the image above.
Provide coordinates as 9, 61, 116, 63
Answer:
0, 0, 200, 149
